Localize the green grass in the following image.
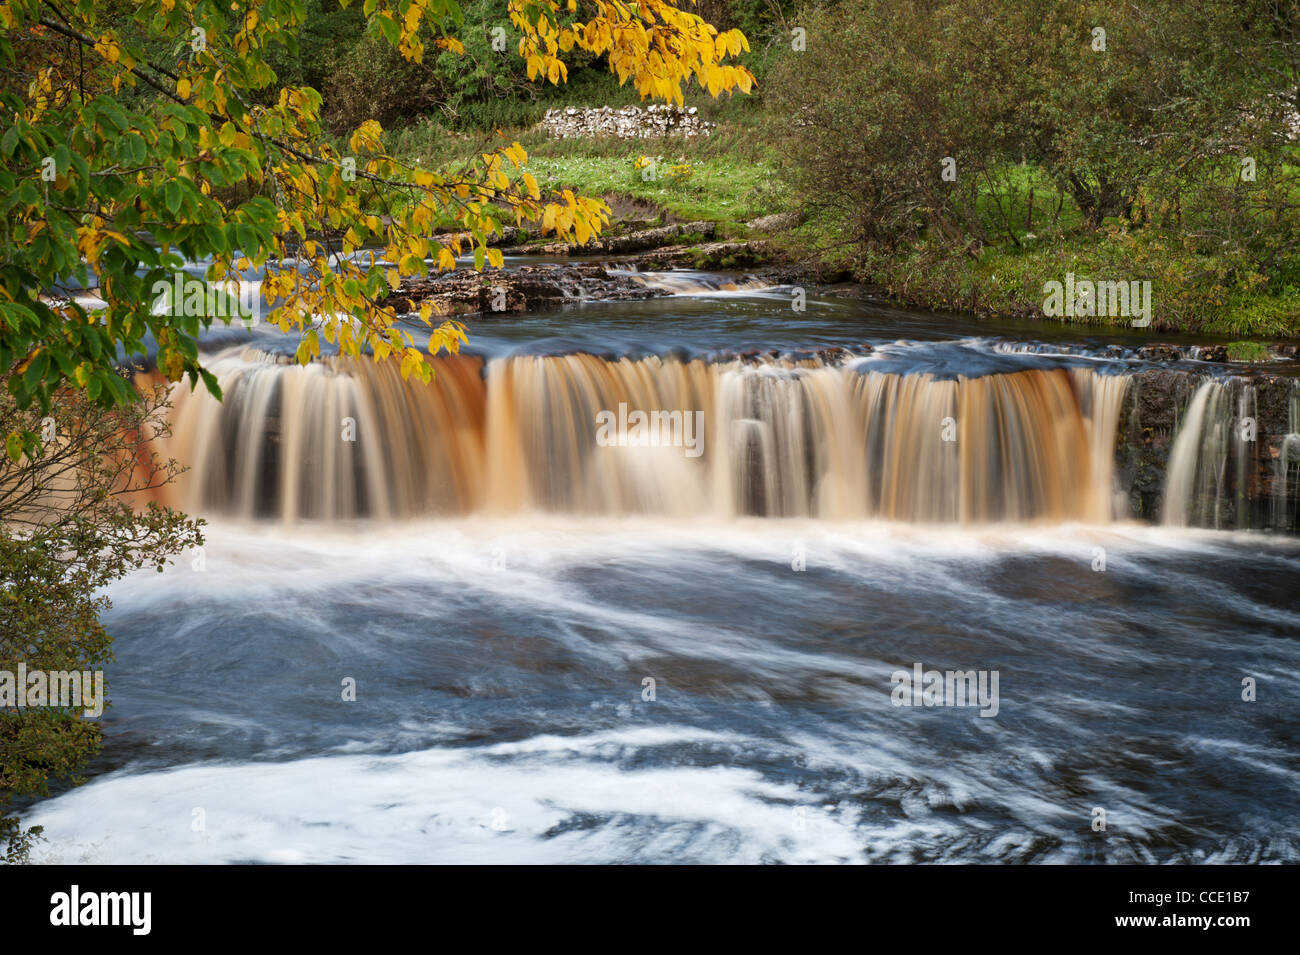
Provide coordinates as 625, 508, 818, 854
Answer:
794, 225, 1300, 338
976, 230, 1300, 337
520, 148, 786, 224
1226, 340, 1272, 361
382, 100, 789, 227
782, 159, 1300, 337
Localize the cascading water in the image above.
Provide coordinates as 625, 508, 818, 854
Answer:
623, 269, 775, 295
158, 346, 1130, 524
1272, 386, 1300, 532
1161, 380, 1232, 528
161, 347, 486, 520
1157, 376, 1297, 530
25, 274, 1300, 866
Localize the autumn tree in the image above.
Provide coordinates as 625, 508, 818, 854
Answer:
0, 0, 755, 457
0, 0, 753, 861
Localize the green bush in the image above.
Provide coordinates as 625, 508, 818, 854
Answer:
763, 0, 1300, 332
1, 384, 202, 863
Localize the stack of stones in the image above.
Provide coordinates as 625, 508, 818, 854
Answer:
539, 105, 716, 139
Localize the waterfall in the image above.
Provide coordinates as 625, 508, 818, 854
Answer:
1159, 377, 1287, 530
1162, 380, 1231, 528
623, 270, 774, 295
155, 346, 1133, 524
1273, 387, 1300, 532
162, 347, 486, 520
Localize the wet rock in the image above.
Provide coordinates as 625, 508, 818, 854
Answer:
383, 263, 662, 317
506, 221, 718, 257
1191, 344, 1228, 362
1114, 369, 1201, 521
1134, 344, 1184, 362
601, 221, 717, 254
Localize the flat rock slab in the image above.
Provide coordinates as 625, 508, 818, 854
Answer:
631, 240, 773, 271
504, 221, 719, 257
383, 263, 662, 317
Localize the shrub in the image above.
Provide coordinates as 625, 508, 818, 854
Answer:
1, 382, 202, 862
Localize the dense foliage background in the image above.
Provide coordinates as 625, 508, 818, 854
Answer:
173, 0, 1298, 334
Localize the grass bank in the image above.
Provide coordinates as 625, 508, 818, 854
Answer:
383, 105, 790, 231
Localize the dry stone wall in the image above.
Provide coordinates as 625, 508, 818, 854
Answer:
540, 105, 716, 139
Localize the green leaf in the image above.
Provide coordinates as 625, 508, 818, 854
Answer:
203, 224, 227, 253
164, 180, 182, 216
69, 151, 90, 205
377, 13, 400, 45
199, 367, 222, 400
22, 351, 49, 391
236, 223, 258, 253
1, 124, 20, 158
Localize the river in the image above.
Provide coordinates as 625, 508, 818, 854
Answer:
23, 266, 1300, 863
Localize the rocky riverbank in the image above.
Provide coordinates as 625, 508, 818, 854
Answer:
383, 262, 663, 316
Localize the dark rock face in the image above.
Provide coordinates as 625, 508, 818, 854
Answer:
1249, 375, 1300, 531
1115, 370, 1203, 522
383, 263, 662, 317
1115, 369, 1300, 530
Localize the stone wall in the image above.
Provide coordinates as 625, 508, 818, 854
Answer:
539, 105, 716, 139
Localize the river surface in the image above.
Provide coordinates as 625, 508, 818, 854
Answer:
24, 269, 1300, 864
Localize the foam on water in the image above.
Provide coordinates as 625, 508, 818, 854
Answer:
23, 520, 1300, 864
